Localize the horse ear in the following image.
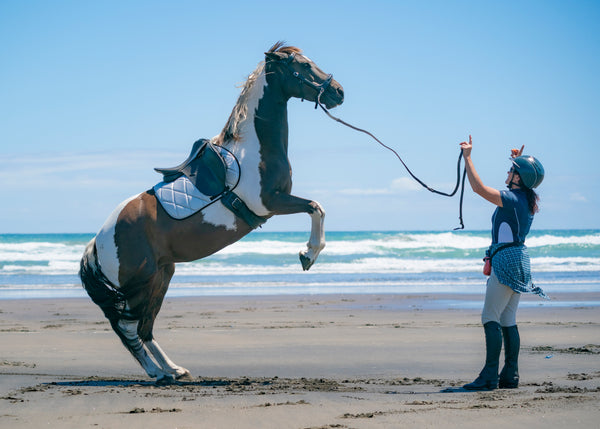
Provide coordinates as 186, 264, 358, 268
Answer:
265, 51, 286, 62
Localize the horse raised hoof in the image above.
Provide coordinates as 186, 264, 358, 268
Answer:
299, 251, 315, 271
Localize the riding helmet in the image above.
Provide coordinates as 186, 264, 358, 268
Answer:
511, 155, 545, 189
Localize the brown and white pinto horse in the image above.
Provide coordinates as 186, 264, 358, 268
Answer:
79, 42, 344, 382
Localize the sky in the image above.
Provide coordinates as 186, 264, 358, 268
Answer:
1, 0, 599, 233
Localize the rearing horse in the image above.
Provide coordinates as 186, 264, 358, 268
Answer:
79, 42, 344, 382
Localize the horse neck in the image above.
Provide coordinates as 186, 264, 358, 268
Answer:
254, 76, 290, 156
223, 70, 290, 157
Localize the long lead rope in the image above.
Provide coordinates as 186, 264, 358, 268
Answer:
316, 100, 467, 230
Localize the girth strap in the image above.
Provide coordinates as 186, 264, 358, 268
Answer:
220, 191, 268, 229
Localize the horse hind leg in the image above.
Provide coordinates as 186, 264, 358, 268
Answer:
110, 317, 173, 382
81, 239, 172, 381
145, 339, 191, 380
138, 263, 191, 381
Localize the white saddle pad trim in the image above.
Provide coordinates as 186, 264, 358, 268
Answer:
153, 146, 240, 220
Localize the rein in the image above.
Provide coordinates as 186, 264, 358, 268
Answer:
271, 52, 468, 229
316, 98, 467, 230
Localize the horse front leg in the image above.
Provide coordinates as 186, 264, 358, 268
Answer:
299, 200, 325, 270
264, 193, 326, 270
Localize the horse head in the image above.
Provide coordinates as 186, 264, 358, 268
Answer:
264, 42, 344, 109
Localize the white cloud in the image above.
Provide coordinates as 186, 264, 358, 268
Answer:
0, 150, 177, 185
339, 188, 392, 196
569, 192, 588, 202
390, 177, 424, 192
339, 177, 423, 196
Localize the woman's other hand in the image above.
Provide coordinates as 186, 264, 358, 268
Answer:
511, 145, 524, 158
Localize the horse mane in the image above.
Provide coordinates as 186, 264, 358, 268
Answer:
268, 41, 302, 56
215, 42, 302, 144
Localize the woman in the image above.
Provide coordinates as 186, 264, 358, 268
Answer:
460, 135, 547, 391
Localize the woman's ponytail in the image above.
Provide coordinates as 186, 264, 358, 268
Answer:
525, 188, 539, 214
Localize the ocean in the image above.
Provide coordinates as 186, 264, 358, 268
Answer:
1, 230, 599, 303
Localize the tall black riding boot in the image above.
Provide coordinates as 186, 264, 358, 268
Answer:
463, 321, 502, 391
499, 325, 520, 388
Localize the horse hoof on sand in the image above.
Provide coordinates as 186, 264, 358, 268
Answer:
299, 252, 314, 271
175, 370, 194, 381
155, 375, 177, 386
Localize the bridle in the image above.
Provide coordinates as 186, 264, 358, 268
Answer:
268, 53, 333, 109
269, 52, 467, 230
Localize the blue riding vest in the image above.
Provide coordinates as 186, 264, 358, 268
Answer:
488, 189, 548, 299
491, 189, 532, 244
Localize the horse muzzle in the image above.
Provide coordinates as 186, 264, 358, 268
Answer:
321, 81, 344, 109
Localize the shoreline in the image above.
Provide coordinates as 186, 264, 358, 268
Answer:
1, 293, 599, 428
1, 290, 600, 309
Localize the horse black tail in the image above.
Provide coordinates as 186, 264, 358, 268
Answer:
79, 238, 125, 321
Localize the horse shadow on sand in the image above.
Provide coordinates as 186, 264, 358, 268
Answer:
47, 376, 470, 394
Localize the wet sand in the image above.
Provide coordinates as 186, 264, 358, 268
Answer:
1, 293, 599, 428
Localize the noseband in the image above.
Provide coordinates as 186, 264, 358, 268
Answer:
270, 53, 333, 108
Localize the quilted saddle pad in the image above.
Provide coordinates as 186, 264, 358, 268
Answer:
153, 146, 240, 219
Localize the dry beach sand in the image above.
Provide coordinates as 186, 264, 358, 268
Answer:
1, 293, 599, 428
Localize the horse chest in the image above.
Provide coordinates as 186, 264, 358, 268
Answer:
260, 157, 292, 194
226, 133, 270, 216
